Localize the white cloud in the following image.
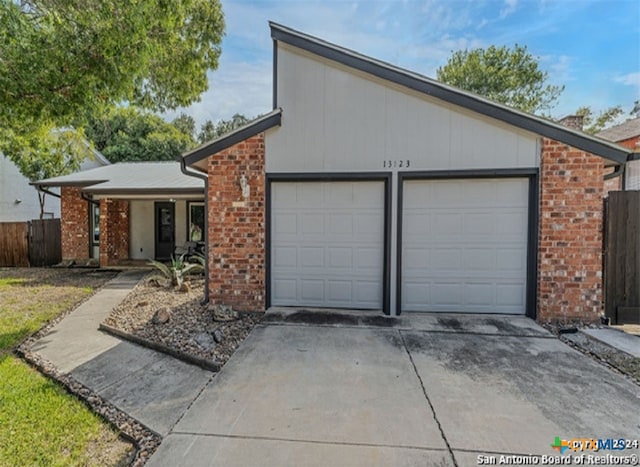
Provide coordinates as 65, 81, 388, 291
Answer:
615, 72, 640, 90
543, 54, 574, 83
164, 59, 272, 128
500, 0, 518, 18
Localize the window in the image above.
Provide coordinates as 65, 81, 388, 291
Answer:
188, 202, 205, 242
92, 204, 100, 244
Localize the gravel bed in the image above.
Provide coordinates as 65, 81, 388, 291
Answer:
103, 274, 262, 367
544, 324, 640, 385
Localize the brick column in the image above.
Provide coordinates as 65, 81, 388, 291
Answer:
60, 187, 90, 261
207, 134, 265, 311
99, 198, 130, 266
537, 138, 605, 323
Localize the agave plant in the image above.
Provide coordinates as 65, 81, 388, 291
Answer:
147, 254, 204, 288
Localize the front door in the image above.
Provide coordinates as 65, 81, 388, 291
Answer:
155, 202, 175, 260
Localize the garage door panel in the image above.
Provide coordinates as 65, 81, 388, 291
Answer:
329, 213, 353, 234
301, 214, 324, 234
402, 178, 528, 314
496, 284, 525, 307
300, 247, 324, 267
271, 181, 384, 309
273, 213, 297, 234
273, 279, 297, 301
357, 212, 384, 235
355, 247, 382, 270
273, 247, 297, 267
301, 280, 325, 301
329, 248, 353, 268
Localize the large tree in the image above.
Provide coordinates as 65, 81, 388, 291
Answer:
197, 113, 251, 144
83, 107, 194, 163
0, 0, 224, 173
436, 44, 564, 115
575, 106, 624, 135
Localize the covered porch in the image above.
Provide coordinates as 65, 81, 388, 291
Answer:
33, 162, 205, 267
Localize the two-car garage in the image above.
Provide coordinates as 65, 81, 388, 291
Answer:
269, 175, 534, 316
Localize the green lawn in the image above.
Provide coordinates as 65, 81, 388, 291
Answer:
0, 269, 133, 466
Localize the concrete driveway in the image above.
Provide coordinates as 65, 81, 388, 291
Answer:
149, 310, 640, 466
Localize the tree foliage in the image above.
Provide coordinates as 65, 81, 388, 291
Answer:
84, 107, 194, 163
172, 113, 197, 142
436, 44, 564, 115
1, 0, 224, 124
0, 0, 224, 179
197, 113, 251, 144
575, 106, 624, 135
1, 126, 93, 218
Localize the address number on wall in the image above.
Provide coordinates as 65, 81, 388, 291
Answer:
382, 160, 411, 168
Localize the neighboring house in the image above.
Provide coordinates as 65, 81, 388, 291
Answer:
179, 22, 634, 324
597, 117, 640, 189
0, 149, 109, 222
33, 162, 204, 265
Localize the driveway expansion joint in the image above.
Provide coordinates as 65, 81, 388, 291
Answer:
169, 431, 451, 452
399, 329, 459, 467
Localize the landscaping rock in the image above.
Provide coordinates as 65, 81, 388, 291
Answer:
103, 276, 261, 365
194, 332, 215, 350
136, 300, 149, 308
211, 304, 240, 322
212, 329, 224, 344
152, 308, 171, 324
178, 282, 191, 293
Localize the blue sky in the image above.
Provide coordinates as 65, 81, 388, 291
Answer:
166, 0, 640, 128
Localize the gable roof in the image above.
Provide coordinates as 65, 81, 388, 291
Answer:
33, 161, 203, 195
183, 109, 282, 170
270, 22, 631, 166
597, 117, 640, 143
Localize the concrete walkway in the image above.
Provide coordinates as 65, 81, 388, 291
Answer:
581, 327, 640, 358
149, 310, 640, 467
31, 270, 213, 436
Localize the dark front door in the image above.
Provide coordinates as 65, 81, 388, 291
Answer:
155, 202, 175, 260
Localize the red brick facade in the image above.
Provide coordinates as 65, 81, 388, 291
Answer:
537, 139, 605, 323
207, 134, 266, 311
60, 187, 90, 261
99, 198, 129, 266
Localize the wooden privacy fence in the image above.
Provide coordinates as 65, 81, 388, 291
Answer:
0, 222, 29, 267
604, 191, 640, 324
0, 219, 61, 267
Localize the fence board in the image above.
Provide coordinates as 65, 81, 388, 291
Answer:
28, 219, 61, 266
0, 222, 29, 267
604, 191, 640, 324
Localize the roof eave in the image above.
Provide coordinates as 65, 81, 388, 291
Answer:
183, 108, 282, 168
269, 22, 630, 166
83, 187, 204, 196
30, 179, 109, 187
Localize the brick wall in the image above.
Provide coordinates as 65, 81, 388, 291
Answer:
60, 187, 89, 261
99, 198, 129, 266
537, 138, 605, 323
207, 134, 265, 311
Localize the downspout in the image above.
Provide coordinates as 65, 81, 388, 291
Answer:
604, 164, 625, 182
180, 157, 210, 305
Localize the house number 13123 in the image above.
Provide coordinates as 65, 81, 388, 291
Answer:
383, 160, 411, 168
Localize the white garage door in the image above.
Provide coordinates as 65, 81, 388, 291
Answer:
402, 178, 529, 314
271, 181, 384, 309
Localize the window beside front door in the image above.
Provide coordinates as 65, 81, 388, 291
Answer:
188, 202, 205, 242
